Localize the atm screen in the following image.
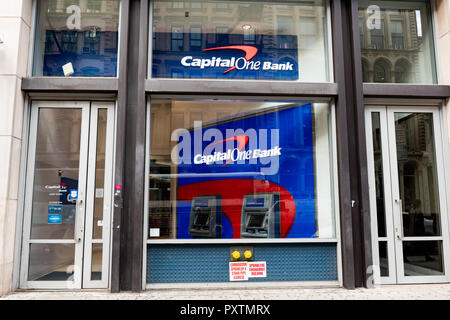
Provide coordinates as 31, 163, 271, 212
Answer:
248, 214, 265, 228
194, 211, 210, 226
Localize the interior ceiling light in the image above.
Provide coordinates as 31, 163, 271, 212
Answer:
242, 24, 252, 30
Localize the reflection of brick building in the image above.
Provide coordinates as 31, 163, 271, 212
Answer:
359, 8, 434, 83
35, 0, 120, 76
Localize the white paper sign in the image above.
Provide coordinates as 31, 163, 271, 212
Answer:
95, 188, 104, 198
247, 261, 267, 278
229, 262, 248, 281
149, 228, 160, 237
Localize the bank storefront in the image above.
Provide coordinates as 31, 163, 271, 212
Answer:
13, 0, 450, 292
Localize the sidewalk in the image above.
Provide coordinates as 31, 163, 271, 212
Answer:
2, 284, 450, 300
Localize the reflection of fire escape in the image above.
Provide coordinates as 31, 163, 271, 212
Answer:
417, 114, 426, 152
408, 11, 420, 83
262, 5, 276, 63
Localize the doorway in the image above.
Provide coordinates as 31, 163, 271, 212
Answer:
19, 101, 115, 289
365, 105, 450, 284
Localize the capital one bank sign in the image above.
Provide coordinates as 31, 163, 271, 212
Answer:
152, 33, 299, 80
181, 45, 294, 74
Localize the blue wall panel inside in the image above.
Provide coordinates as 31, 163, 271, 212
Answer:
147, 243, 337, 283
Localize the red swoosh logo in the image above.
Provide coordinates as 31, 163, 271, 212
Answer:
202, 45, 258, 74
208, 135, 249, 166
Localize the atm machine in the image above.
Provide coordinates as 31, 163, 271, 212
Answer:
241, 193, 281, 238
188, 195, 222, 238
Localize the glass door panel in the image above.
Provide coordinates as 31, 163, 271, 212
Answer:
21, 102, 90, 288
393, 112, 441, 237
388, 109, 449, 282
366, 106, 450, 284
83, 102, 114, 288
20, 101, 114, 289
366, 107, 397, 284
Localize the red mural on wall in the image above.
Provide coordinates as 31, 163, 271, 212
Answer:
177, 179, 296, 238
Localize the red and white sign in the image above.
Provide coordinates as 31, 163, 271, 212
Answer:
229, 261, 267, 281
248, 261, 267, 278
229, 262, 248, 281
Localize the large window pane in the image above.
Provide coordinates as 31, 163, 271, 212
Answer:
28, 244, 75, 281
33, 0, 120, 77
30, 108, 82, 240
394, 113, 441, 237
147, 99, 336, 240
151, 0, 330, 82
359, 0, 437, 84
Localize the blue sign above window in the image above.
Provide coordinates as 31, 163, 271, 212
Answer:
152, 33, 299, 80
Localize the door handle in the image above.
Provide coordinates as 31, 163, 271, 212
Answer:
395, 199, 403, 240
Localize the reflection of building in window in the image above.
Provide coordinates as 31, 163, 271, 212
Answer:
45, 30, 57, 53
395, 113, 440, 223
48, 0, 58, 12
359, 5, 435, 84
299, 17, 317, 49
171, 70, 184, 78
84, 28, 100, 54
243, 27, 255, 44
152, 25, 156, 50
34, 0, 120, 77
171, 26, 184, 51
191, 2, 202, 9
216, 27, 228, 43
87, 0, 102, 13
277, 16, 293, 49
391, 20, 404, 50
370, 21, 385, 49
361, 59, 370, 82
64, 0, 78, 10
373, 58, 391, 83
359, 19, 364, 49
190, 26, 202, 49
395, 59, 411, 83
216, 3, 228, 9
172, 2, 184, 9
61, 30, 78, 54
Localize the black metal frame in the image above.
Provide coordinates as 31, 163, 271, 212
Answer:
20, 0, 450, 291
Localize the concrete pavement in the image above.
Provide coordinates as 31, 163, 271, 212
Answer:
1, 284, 450, 300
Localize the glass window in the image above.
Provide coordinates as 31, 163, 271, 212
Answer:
390, 20, 404, 50
190, 27, 202, 50
147, 99, 336, 240
359, 0, 437, 84
33, 0, 120, 77
172, 1, 184, 8
216, 3, 229, 9
171, 26, 184, 51
151, 0, 330, 82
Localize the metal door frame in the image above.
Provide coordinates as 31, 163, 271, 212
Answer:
19, 101, 115, 289
386, 106, 450, 284
366, 105, 450, 285
19, 101, 90, 289
365, 106, 397, 284
82, 102, 115, 289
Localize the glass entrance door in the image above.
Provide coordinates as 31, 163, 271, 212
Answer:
20, 101, 114, 289
366, 106, 450, 284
